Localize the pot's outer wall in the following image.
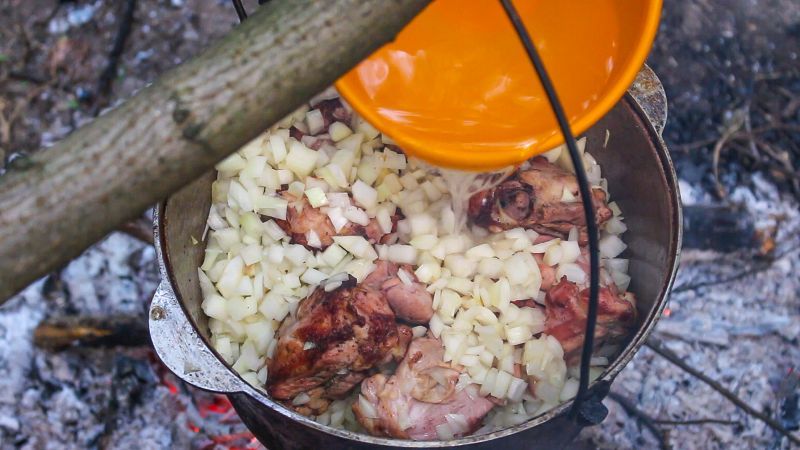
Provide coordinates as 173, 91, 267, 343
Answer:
229, 393, 582, 450
153, 86, 680, 449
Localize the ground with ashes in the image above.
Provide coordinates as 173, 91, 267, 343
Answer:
0, 0, 798, 448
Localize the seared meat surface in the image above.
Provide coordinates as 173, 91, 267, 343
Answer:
468, 158, 612, 243
274, 195, 399, 249
266, 282, 411, 412
354, 338, 494, 440
544, 278, 636, 356
364, 260, 434, 324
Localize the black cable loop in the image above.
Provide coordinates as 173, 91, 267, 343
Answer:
497, 0, 602, 420
230, 0, 604, 425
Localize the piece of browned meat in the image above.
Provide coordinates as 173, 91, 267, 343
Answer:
468, 157, 612, 244
544, 277, 636, 356
266, 282, 411, 414
354, 337, 494, 440
273, 195, 400, 249
363, 260, 434, 324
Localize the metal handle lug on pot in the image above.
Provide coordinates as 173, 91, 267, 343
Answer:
629, 64, 668, 136
149, 281, 250, 394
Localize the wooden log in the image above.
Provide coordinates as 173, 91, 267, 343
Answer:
0, 0, 431, 303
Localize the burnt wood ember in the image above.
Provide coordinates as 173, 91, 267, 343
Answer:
682, 204, 757, 252
33, 314, 149, 350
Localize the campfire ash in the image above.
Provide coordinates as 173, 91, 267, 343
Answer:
0, 233, 262, 450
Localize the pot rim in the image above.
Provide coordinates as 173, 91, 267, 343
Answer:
151, 88, 682, 447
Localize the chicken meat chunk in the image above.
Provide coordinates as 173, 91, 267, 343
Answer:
468, 157, 612, 243
544, 277, 636, 356
273, 195, 400, 249
363, 260, 434, 324
266, 281, 411, 414
354, 338, 494, 440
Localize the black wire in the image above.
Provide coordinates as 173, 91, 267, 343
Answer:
231, 0, 247, 22
497, 0, 602, 419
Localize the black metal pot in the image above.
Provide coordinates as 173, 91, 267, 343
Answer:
149, 65, 681, 449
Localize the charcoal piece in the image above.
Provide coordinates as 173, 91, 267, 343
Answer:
682, 204, 756, 251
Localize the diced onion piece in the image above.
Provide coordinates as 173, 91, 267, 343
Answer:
491, 370, 512, 398
507, 377, 528, 402
559, 241, 581, 264
480, 368, 498, 397
397, 268, 414, 286
228, 296, 257, 321
529, 238, 558, 254
306, 230, 322, 249
321, 243, 347, 267
201, 294, 228, 320
561, 187, 578, 203
506, 325, 533, 346
559, 378, 580, 401
329, 122, 353, 142
611, 270, 631, 292
478, 257, 504, 279
285, 141, 318, 178
305, 109, 324, 135
466, 244, 494, 260
609, 201, 622, 216
269, 135, 287, 163
383, 150, 407, 170
436, 423, 455, 440
599, 234, 627, 258
352, 180, 378, 209
407, 214, 437, 236
333, 236, 378, 260
414, 262, 441, 283
605, 216, 628, 235
263, 220, 287, 241
439, 290, 461, 320
301, 268, 328, 285
343, 206, 370, 226
357, 154, 382, 186
376, 205, 394, 234
606, 258, 629, 274
387, 245, 417, 265
542, 144, 563, 163
304, 187, 328, 207
543, 243, 563, 266
216, 153, 246, 174
240, 244, 263, 266
556, 262, 586, 284
217, 256, 244, 298
556, 136, 586, 173
326, 207, 349, 233
276, 169, 294, 185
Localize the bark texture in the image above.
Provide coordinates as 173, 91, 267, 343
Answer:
0, 0, 431, 303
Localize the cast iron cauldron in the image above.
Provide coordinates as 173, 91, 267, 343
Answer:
149, 65, 681, 449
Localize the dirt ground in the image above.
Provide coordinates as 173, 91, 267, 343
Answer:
0, 1, 798, 449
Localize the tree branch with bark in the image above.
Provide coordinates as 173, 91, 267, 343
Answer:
0, 0, 431, 303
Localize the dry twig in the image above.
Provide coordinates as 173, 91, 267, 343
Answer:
645, 338, 800, 445
652, 418, 742, 427
672, 242, 800, 293
94, 0, 137, 113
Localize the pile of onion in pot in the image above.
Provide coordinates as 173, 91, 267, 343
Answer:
197, 88, 633, 437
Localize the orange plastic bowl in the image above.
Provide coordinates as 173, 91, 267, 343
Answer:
336, 0, 662, 170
